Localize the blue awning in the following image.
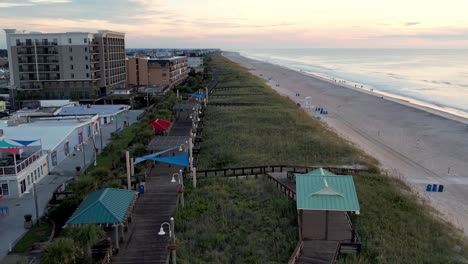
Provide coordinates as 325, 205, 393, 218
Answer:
9, 139, 39, 146
147, 153, 189, 167
187, 93, 205, 99
134, 146, 179, 164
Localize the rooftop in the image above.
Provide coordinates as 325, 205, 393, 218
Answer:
57, 104, 130, 117
5, 29, 124, 36
149, 56, 187, 62
0, 116, 97, 151
66, 188, 138, 225
295, 169, 360, 212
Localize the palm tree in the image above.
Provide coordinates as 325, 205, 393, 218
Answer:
64, 224, 106, 258
42, 237, 79, 264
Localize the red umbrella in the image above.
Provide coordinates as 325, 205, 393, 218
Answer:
149, 119, 171, 131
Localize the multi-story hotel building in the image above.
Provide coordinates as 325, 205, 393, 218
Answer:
126, 56, 189, 88
4, 29, 126, 105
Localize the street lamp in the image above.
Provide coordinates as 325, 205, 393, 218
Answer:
24, 183, 39, 225
171, 170, 184, 207
178, 142, 188, 152
158, 217, 176, 264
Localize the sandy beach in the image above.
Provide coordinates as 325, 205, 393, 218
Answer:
224, 52, 468, 236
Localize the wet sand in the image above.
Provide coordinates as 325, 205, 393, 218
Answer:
224, 52, 468, 236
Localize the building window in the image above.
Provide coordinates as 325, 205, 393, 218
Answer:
86, 65, 89, 69
64, 141, 70, 156
20, 180, 26, 194
84, 38, 87, 44
87, 125, 91, 138
69, 47, 72, 52
51, 151, 57, 166
40, 166, 43, 176
70, 64, 74, 70
27, 174, 31, 185
68, 38, 72, 44
34, 170, 37, 181
85, 56, 88, 61
86, 73, 89, 78
85, 47, 88, 52
1, 183, 8, 196
70, 56, 73, 61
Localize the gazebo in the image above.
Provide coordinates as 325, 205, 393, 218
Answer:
66, 188, 138, 250
294, 168, 361, 261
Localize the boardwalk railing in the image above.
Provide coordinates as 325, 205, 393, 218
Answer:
287, 240, 303, 264
265, 173, 296, 200
187, 164, 368, 178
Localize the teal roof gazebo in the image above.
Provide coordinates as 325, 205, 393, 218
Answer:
66, 188, 138, 225
295, 168, 360, 213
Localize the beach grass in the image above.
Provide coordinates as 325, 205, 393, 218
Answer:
184, 53, 468, 263
176, 177, 297, 263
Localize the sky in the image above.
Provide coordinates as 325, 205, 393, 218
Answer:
0, 0, 468, 49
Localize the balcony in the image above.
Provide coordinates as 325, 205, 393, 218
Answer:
19, 84, 41, 90
19, 66, 59, 72
0, 146, 43, 177
16, 41, 58, 47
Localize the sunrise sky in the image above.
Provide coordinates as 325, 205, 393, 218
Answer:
1, 0, 468, 49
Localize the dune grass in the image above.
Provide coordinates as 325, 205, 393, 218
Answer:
179, 53, 468, 263
176, 178, 297, 263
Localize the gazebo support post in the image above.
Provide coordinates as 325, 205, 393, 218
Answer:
114, 224, 119, 250
325, 210, 329, 240
297, 209, 303, 241
119, 223, 124, 242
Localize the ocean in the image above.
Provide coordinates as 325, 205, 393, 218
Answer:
238, 49, 468, 118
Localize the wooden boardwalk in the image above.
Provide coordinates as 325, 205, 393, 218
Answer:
111, 165, 179, 264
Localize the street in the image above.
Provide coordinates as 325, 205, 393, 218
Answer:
0, 110, 143, 261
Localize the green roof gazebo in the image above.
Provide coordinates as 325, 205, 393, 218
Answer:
66, 188, 138, 250
295, 168, 361, 253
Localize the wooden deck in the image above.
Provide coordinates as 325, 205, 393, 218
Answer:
111, 165, 179, 264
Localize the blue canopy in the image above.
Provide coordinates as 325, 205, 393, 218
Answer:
134, 146, 179, 165
147, 153, 189, 167
9, 139, 39, 146
187, 93, 205, 99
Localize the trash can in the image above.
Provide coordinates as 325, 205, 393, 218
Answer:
139, 184, 145, 195
432, 184, 438, 192
438, 185, 444, 192
426, 184, 432, 192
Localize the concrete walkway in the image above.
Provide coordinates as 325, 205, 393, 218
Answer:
0, 110, 143, 261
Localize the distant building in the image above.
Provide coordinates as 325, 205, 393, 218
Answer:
187, 57, 203, 68
126, 56, 189, 88
0, 57, 8, 67
3, 29, 126, 106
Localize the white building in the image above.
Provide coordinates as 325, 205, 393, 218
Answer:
187, 57, 203, 68
0, 115, 99, 198
57, 104, 130, 125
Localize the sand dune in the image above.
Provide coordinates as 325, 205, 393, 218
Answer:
224, 52, 468, 236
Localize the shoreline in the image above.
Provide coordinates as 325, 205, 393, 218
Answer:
240, 53, 468, 124
223, 51, 468, 236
